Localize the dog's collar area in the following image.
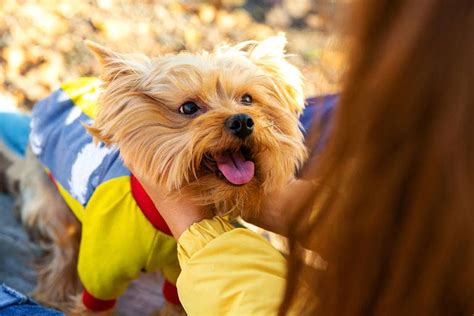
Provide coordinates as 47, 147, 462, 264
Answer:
130, 175, 173, 236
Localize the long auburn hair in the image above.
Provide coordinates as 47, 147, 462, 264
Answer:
282, 0, 474, 314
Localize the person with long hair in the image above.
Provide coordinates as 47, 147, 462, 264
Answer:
133, 0, 474, 314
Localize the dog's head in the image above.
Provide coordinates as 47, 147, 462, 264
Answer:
86, 35, 306, 216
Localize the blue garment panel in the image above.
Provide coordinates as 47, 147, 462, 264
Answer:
0, 112, 31, 157
301, 94, 338, 152
30, 89, 130, 207
301, 94, 338, 134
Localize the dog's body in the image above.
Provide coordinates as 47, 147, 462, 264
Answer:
11, 35, 307, 314
24, 77, 180, 314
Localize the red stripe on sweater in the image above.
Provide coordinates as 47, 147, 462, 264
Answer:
82, 289, 116, 311
130, 175, 173, 236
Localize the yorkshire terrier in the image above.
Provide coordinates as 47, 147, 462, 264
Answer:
8, 34, 306, 315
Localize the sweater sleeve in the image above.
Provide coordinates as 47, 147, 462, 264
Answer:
177, 217, 287, 316
77, 177, 154, 311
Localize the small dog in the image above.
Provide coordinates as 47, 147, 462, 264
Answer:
10, 34, 306, 314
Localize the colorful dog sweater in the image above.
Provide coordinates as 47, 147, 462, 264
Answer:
30, 77, 180, 311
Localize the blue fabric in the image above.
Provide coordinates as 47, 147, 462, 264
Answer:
0, 112, 31, 157
301, 94, 338, 133
30, 88, 130, 207
0, 284, 63, 315
301, 94, 338, 152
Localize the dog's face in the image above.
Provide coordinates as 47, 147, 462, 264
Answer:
86, 35, 306, 216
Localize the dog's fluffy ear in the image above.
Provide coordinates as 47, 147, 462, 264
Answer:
247, 34, 305, 114
85, 41, 117, 64
84, 41, 152, 144
85, 41, 151, 83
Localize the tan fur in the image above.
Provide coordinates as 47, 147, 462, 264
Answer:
86, 34, 307, 218
11, 148, 82, 310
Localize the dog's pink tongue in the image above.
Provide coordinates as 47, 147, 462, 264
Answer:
215, 151, 254, 185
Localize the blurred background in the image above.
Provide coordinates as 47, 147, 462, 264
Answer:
0, 0, 347, 112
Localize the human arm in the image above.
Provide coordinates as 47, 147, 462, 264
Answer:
176, 216, 287, 315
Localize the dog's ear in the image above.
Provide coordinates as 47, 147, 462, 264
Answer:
247, 34, 305, 115
85, 41, 117, 64
85, 41, 151, 82
84, 41, 153, 144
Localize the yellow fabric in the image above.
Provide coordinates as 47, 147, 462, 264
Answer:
77, 176, 178, 300
177, 216, 287, 316
60, 77, 102, 119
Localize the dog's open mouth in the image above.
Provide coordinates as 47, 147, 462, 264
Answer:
203, 146, 255, 186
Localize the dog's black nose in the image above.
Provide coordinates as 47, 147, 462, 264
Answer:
225, 113, 254, 139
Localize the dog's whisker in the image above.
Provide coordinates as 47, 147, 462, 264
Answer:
261, 111, 294, 129
263, 123, 277, 129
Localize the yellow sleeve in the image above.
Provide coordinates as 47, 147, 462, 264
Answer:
78, 177, 155, 300
177, 217, 287, 316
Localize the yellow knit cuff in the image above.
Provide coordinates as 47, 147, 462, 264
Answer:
177, 216, 234, 266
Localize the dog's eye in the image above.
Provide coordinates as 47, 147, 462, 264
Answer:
179, 102, 200, 115
241, 94, 252, 105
